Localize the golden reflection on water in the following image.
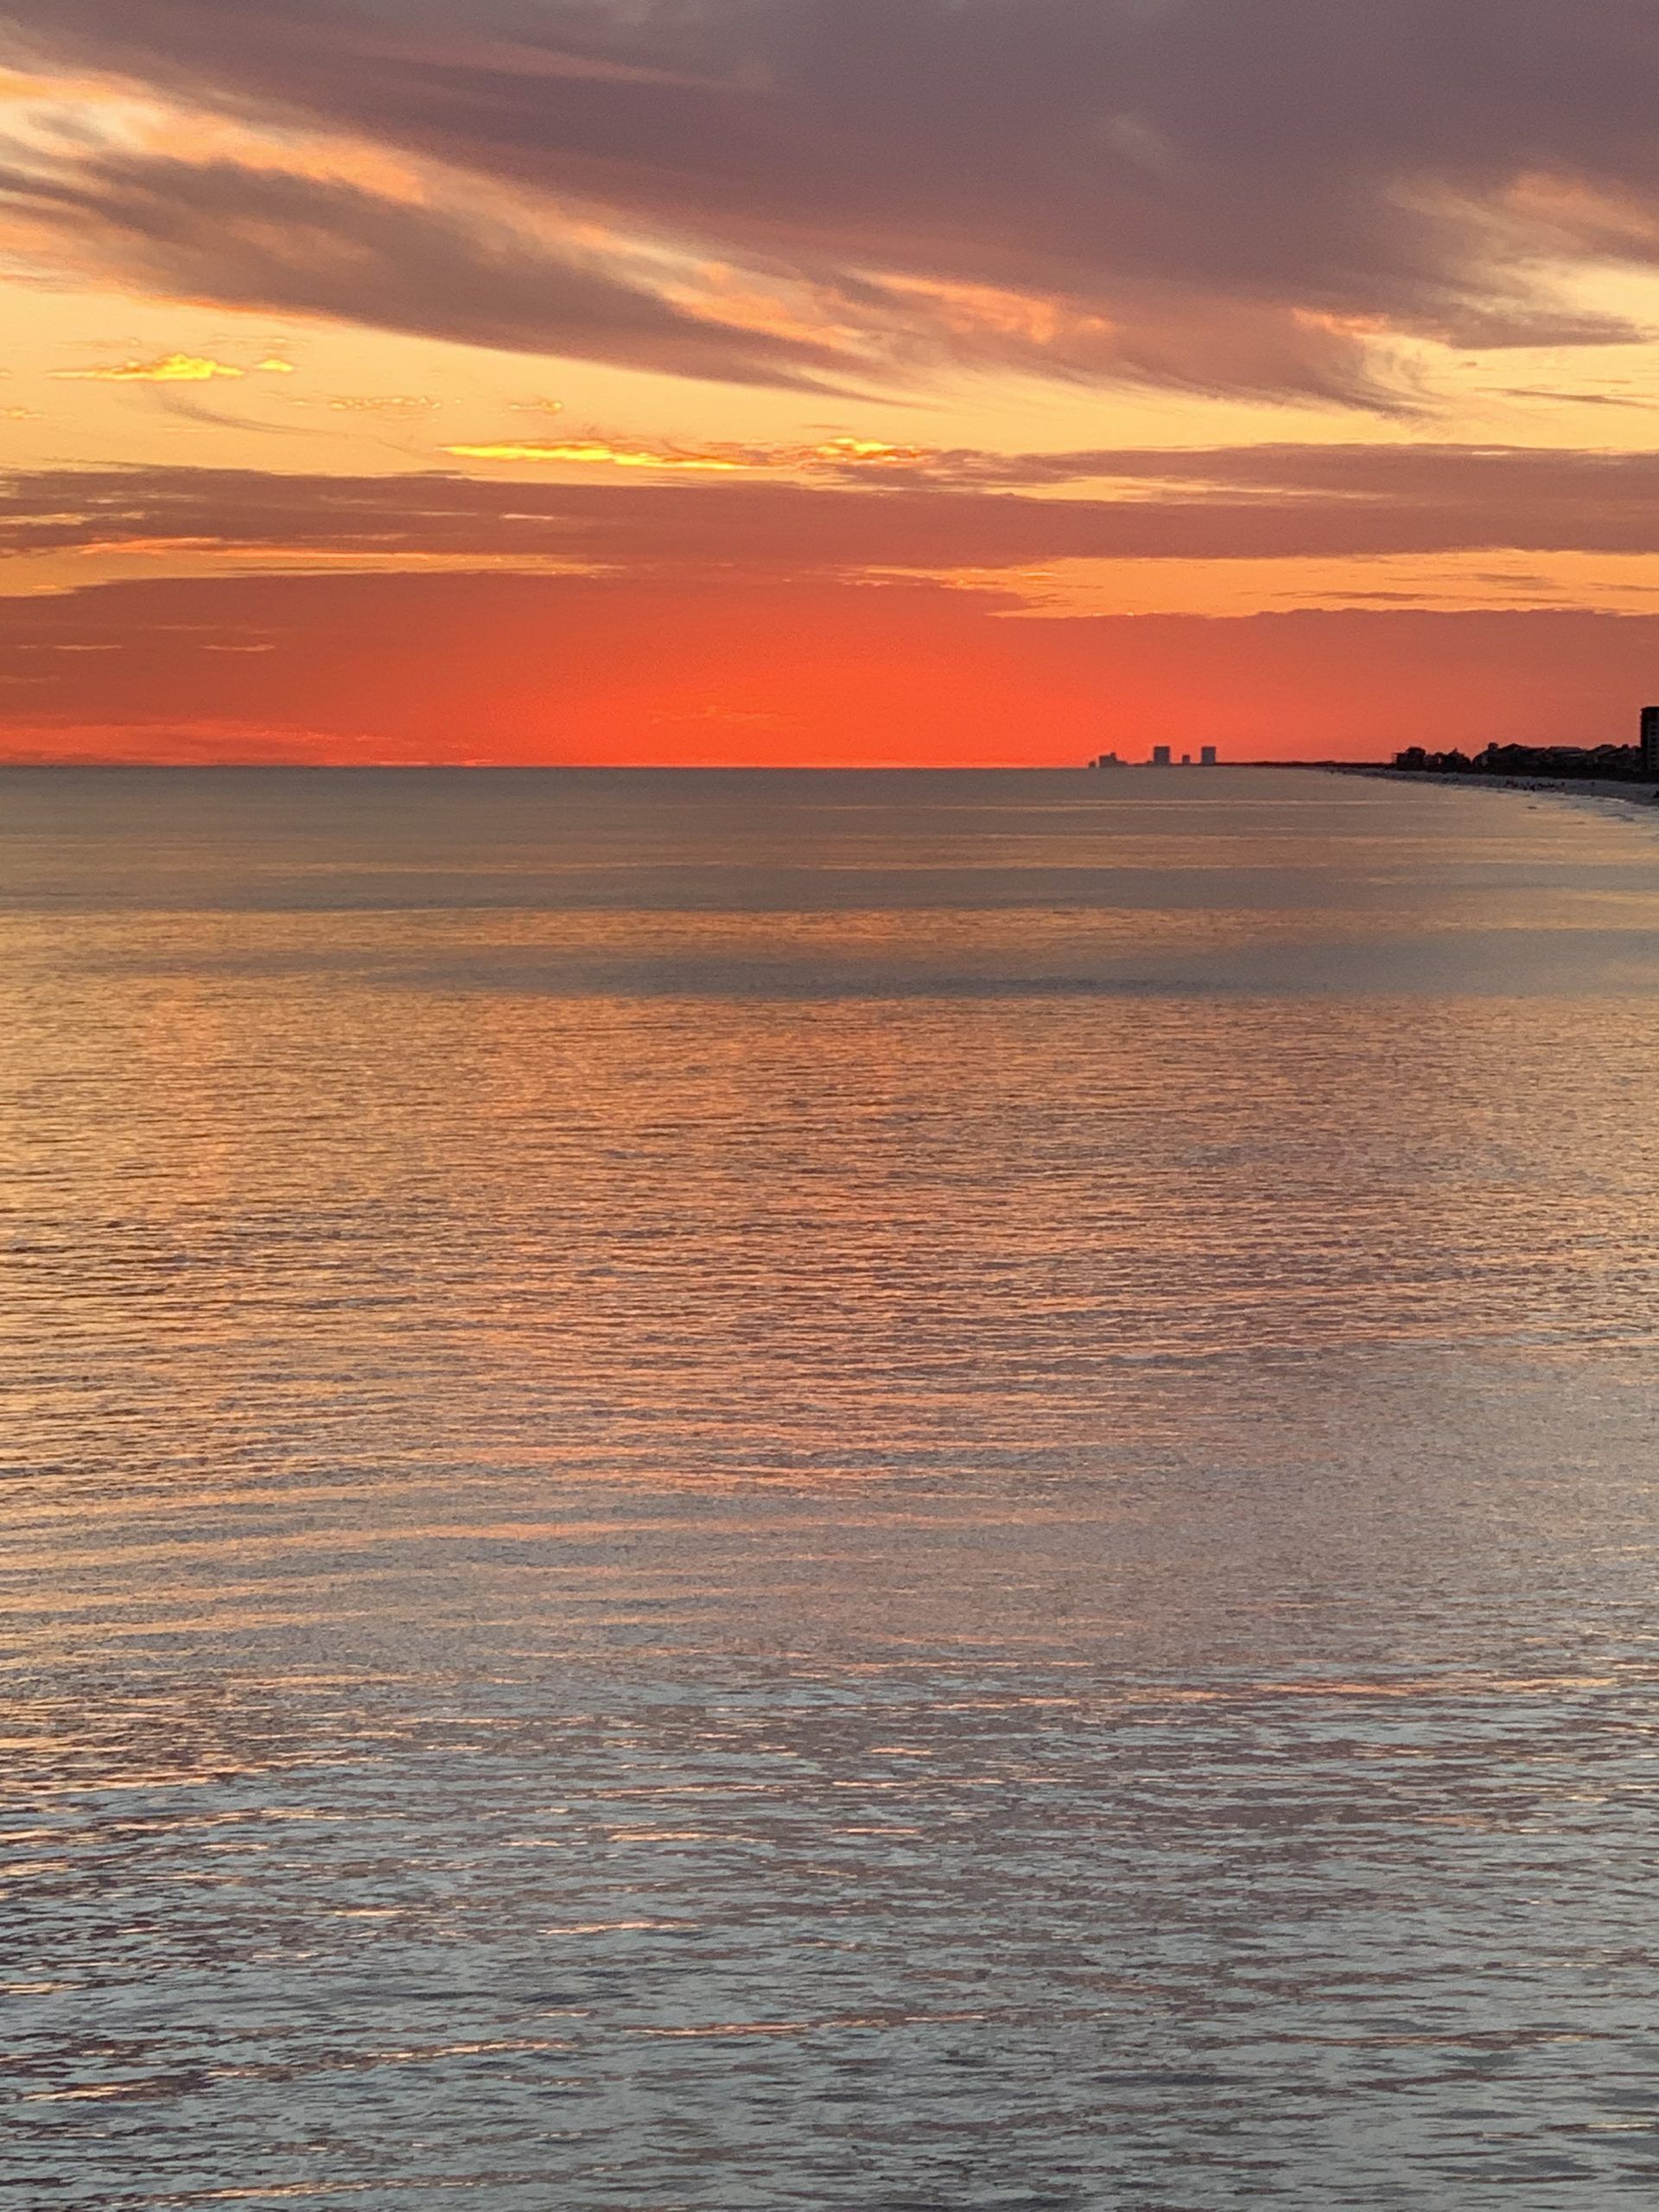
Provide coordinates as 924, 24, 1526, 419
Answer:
6, 770, 1659, 2205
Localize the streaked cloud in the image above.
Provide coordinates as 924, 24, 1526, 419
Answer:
7, 0, 1659, 404
810, 440, 925, 465
51, 351, 245, 382
325, 395, 442, 416
443, 434, 934, 473
15, 447, 1659, 593
447, 439, 745, 472
0, 151, 871, 393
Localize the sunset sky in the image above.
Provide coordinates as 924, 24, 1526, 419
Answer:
7, 1, 1659, 763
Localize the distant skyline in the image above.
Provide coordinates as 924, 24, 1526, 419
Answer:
8, 3, 1659, 763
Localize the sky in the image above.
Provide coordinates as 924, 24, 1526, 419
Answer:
6, 1, 1659, 763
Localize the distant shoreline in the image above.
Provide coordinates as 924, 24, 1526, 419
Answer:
1331, 764, 1659, 815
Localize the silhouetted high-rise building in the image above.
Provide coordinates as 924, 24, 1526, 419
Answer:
1200, 746, 1218, 766
1151, 745, 1173, 766
1643, 706, 1659, 778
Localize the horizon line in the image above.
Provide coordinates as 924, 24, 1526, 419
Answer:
0, 757, 1332, 773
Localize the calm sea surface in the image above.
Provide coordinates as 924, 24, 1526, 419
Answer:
7, 766, 1659, 2210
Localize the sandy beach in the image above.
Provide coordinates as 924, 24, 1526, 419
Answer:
1335, 765, 1659, 820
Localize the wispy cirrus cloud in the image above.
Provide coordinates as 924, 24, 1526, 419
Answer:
443, 433, 929, 472
448, 438, 747, 473
7, 1, 1659, 404
50, 350, 245, 381
321, 394, 442, 416
0, 152, 871, 392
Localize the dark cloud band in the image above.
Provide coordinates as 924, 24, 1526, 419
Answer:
10, 446, 1659, 575
6, 0, 1658, 398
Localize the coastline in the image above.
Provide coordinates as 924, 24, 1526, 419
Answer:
1332, 764, 1659, 817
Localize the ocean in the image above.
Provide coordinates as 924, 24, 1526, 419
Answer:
6, 766, 1659, 2209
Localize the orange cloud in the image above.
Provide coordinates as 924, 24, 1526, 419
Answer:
807, 438, 930, 466
444, 434, 931, 474
53, 353, 245, 383
325, 395, 442, 415
445, 439, 745, 472
875, 274, 1112, 350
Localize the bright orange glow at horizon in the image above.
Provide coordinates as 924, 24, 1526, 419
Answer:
5, 571, 1657, 768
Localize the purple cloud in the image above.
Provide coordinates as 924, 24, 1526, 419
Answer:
6, 1, 1659, 399
12, 444, 1659, 575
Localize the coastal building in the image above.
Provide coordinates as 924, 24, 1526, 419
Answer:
1151, 745, 1173, 766
1091, 752, 1122, 767
1200, 746, 1218, 766
1643, 706, 1659, 778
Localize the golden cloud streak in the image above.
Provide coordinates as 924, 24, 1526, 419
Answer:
446, 439, 744, 471
810, 438, 929, 465
53, 353, 245, 384
325, 395, 442, 414
445, 435, 930, 473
